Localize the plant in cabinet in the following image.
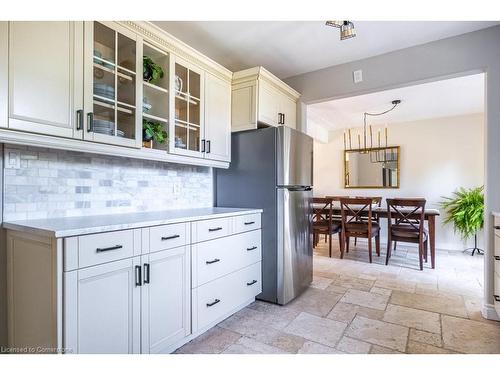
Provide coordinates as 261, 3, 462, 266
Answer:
143, 119, 168, 147
143, 56, 164, 84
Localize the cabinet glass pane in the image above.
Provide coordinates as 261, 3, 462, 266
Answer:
117, 71, 135, 107
94, 102, 116, 136
188, 127, 200, 151
188, 70, 200, 98
175, 123, 187, 149
189, 98, 200, 126
117, 109, 135, 140
175, 96, 187, 123
175, 63, 188, 95
94, 23, 115, 65
117, 34, 136, 72
93, 68, 115, 101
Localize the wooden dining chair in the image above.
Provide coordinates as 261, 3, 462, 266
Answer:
312, 197, 342, 257
386, 198, 428, 270
339, 197, 380, 263
353, 196, 382, 247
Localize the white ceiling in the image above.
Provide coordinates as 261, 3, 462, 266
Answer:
307, 73, 485, 131
152, 21, 499, 79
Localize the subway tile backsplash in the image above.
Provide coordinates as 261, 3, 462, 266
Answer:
3, 145, 213, 221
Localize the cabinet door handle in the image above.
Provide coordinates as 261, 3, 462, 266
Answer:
206, 258, 220, 265
201, 139, 206, 153
494, 295, 500, 302
277, 113, 282, 124
208, 227, 223, 232
206, 140, 211, 154
143, 263, 150, 284
495, 226, 500, 230
76, 109, 84, 130
247, 280, 258, 286
135, 265, 142, 287
282, 113, 285, 124
247, 246, 257, 251
206, 299, 220, 307
96, 244, 123, 253
86, 112, 94, 132
494, 256, 500, 260
244, 221, 255, 225
161, 234, 180, 241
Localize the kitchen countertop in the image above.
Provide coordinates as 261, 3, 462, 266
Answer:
2, 207, 263, 238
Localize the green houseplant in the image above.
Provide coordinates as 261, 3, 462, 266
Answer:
143, 56, 164, 84
143, 119, 167, 144
440, 186, 484, 255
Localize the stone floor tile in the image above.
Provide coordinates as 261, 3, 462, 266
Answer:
222, 337, 288, 354
369, 345, 401, 354
345, 316, 409, 352
326, 302, 384, 323
390, 291, 468, 318
409, 328, 442, 347
406, 340, 458, 354
284, 312, 347, 348
235, 305, 300, 330
175, 326, 241, 354
442, 315, 500, 354
370, 286, 393, 296
332, 275, 375, 292
298, 341, 345, 354
340, 289, 389, 311
336, 336, 371, 354
311, 275, 335, 290
373, 278, 417, 293
286, 287, 343, 317
383, 304, 441, 333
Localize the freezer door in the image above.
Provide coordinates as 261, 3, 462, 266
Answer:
276, 126, 313, 187
277, 187, 313, 305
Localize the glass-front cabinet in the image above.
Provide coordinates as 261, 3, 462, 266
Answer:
169, 57, 204, 158
84, 21, 142, 148
142, 43, 169, 152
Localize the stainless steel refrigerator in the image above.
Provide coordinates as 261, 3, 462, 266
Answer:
215, 126, 313, 305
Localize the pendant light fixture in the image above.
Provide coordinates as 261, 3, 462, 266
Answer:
325, 21, 356, 40
343, 99, 401, 156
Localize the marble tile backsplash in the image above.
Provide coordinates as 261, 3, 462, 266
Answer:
2, 145, 213, 221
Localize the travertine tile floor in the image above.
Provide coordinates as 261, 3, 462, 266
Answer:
176, 241, 500, 354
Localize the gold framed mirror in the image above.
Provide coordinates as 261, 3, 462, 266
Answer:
344, 146, 400, 188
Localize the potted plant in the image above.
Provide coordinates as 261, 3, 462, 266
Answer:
143, 119, 167, 148
143, 56, 164, 84
440, 186, 484, 256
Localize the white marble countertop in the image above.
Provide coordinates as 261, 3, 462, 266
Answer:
2, 207, 263, 238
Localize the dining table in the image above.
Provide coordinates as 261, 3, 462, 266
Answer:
312, 204, 440, 269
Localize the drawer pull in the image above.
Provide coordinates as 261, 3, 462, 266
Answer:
96, 244, 123, 253
494, 256, 500, 260
206, 258, 221, 265
495, 295, 500, 302
246, 280, 258, 286
206, 299, 220, 307
244, 221, 255, 225
247, 246, 258, 251
161, 234, 180, 241
135, 265, 142, 287
208, 227, 223, 232
495, 226, 500, 229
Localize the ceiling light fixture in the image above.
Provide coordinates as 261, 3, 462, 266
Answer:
325, 20, 356, 40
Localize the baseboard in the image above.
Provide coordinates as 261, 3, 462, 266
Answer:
482, 303, 500, 321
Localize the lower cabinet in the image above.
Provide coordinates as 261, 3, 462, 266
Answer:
141, 247, 191, 354
64, 258, 142, 354
64, 247, 191, 354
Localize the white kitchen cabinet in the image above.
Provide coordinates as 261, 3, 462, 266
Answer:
83, 21, 142, 148
204, 73, 231, 162
494, 215, 500, 316
64, 257, 141, 354
0, 22, 7, 128
7, 21, 84, 139
232, 66, 300, 132
141, 246, 191, 353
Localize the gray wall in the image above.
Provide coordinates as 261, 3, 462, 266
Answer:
285, 25, 500, 319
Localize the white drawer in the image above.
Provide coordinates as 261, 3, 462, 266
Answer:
192, 217, 231, 243
147, 223, 189, 253
78, 230, 137, 268
193, 262, 261, 331
233, 213, 261, 234
192, 230, 262, 287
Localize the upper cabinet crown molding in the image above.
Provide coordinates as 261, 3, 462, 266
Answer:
232, 66, 300, 100
120, 21, 233, 84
